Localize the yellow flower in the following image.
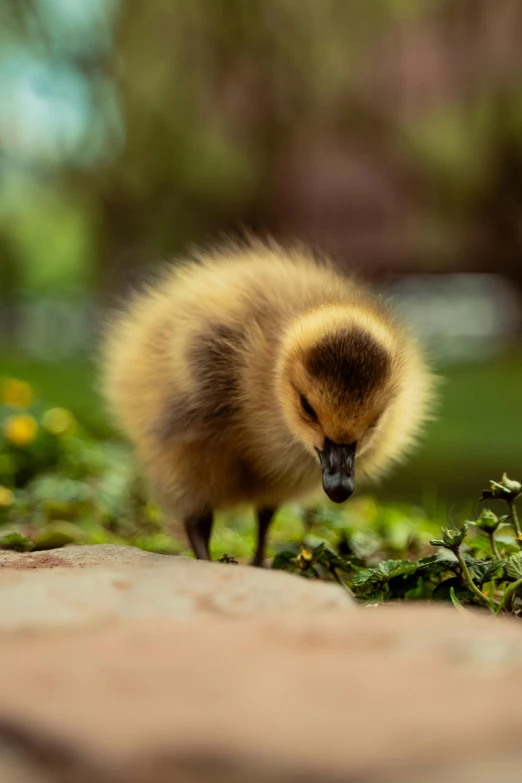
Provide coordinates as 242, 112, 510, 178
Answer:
2, 378, 33, 408
0, 486, 14, 507
297, 548, 314, 569
42, 407, 76, 436
4, 414, 38, 447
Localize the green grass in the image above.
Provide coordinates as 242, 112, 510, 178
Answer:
0, 354, 110, 437
426, 352, 522, 463
379, 349, 522, 504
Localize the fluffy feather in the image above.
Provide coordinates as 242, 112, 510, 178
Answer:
101, 240, 436, 563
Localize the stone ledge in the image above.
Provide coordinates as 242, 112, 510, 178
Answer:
0, 544, 355, 630
0, 608, 521, 782
1, 545, 522, 782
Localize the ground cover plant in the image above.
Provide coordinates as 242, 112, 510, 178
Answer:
1, 376, 521, 615
272, 478, 522, 615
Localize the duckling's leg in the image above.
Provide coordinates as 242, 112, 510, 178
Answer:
184, 511, 213, 560
251, 507, 276, 567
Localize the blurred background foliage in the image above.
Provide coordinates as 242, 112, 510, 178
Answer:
1, 0, 522, 513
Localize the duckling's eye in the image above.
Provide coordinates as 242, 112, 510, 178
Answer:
300, 395, 318, 422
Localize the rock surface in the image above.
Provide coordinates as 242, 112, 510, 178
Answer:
0, 545, 522, 782
0, 544, 354, 630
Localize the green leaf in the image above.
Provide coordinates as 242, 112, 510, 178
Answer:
450, 586, 470, 614
468, 559, 505, 585
353, 559, 421, 588
271, 550, 300, 572
32, 521, 86, 550
0, 532, 34, 552
347, 529, 381, 559
404, 577, 435, 601
433, 577, 473, 604
312, 543, 354, 574
506, 552, 522, 580
353, 553, 454, 592
362, 591, 385, 603
465, 533, 496, 556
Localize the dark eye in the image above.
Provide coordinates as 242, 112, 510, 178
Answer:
300, 394, 318, 422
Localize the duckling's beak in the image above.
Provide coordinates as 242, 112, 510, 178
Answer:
317, 438, 356, 504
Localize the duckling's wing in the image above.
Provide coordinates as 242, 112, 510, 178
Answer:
150, 318, 247, 445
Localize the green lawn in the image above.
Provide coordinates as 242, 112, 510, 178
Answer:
379, 350, 522, 504
0, 354, 110, 437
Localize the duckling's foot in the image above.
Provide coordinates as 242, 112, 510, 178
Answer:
251, 507, 276, 567
184, 511, 213, 560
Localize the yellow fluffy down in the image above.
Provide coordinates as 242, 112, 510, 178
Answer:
101, 240, 437, 523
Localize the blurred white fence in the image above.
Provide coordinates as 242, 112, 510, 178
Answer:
386, 274, 521, 362
0, 274, 520, 364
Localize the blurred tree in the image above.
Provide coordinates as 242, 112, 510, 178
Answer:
1, 0, 522, 301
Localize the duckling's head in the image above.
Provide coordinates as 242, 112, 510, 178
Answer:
275, 306, 402, 503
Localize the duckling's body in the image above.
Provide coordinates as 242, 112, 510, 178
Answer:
102, 242, 435, 564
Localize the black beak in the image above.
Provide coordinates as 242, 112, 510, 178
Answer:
317, 438, 356, 504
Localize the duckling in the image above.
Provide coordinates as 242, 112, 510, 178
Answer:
101, 241, 435, 565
